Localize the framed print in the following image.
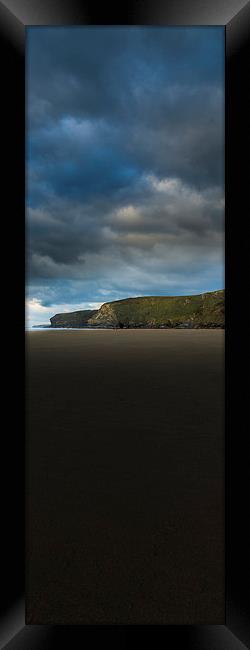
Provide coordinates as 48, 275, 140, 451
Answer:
1, 0, 249, 647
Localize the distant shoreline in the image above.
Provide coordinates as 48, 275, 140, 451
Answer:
30, 324, 225, 331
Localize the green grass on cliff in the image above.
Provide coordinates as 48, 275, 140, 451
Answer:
51, 290, 224, 328
93, 290, 224, 327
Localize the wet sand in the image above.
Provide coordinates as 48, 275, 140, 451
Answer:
26, 329, 224, 624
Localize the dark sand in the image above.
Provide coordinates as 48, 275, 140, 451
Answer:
26, 329, 224, 624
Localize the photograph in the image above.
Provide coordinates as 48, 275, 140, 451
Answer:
26, 26, 225, 625
1, 0, 249, 645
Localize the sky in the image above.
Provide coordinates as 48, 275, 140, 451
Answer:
26, 27, 224, 327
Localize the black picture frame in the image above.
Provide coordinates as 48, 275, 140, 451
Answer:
1, 0, 249, 647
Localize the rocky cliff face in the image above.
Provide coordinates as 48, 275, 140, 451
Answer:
88, 302, 117, 326
50, 290, 225, 328
50, 309, 98, 328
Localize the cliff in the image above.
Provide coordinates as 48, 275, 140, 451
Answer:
50, 309, 98, 328
88, 290, 224, 328
50, 291, 224, 329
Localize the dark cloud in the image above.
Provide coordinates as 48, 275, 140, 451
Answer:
27, 27, 223, 125
26, 27, 224, 321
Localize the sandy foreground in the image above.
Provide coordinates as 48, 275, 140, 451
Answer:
26, 329, 224, 624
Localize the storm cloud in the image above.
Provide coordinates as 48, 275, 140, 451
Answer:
26, 27, 224, 325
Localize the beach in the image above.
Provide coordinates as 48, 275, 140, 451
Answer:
26, 329, 224, 624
